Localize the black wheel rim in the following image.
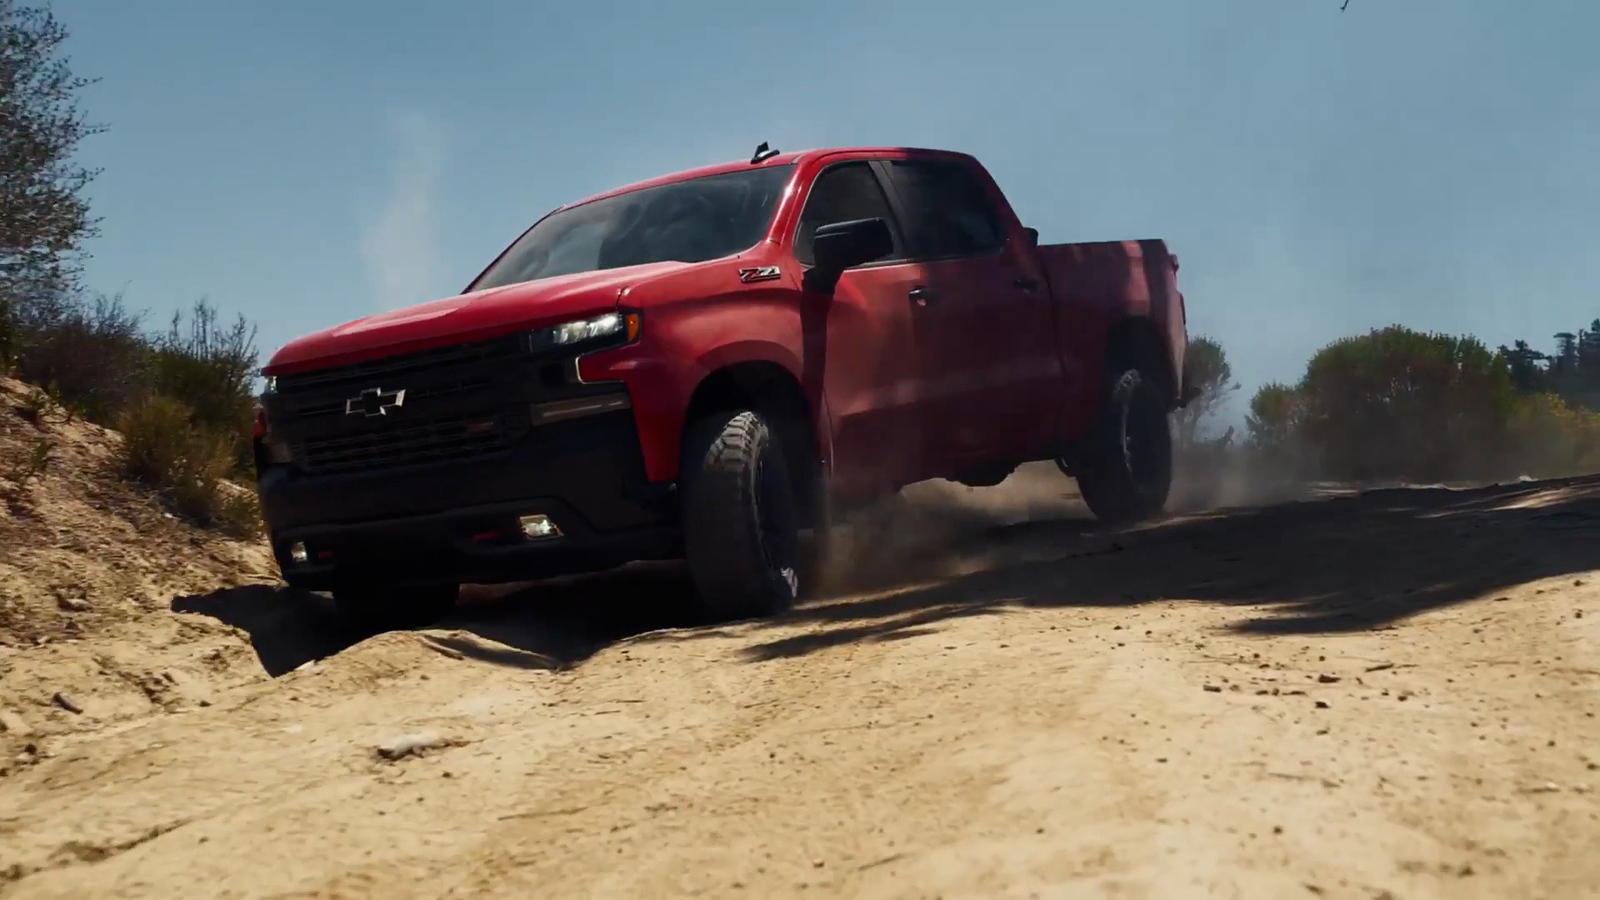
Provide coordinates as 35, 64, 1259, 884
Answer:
1123, 390, 1171, 496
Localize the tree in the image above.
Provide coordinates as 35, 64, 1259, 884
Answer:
1297, 326, 1516, 481
1553, 332, 1579, 376
1580, 320, 1600, 376
1174, 335, 1238, 448
1500, 339, 1548, 394
1245, 382, 1302, 450
0, 0, 100, 353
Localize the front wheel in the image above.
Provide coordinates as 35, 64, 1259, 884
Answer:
1073, 367, 1173, 526
680, 409, 803, 621
332, 583, 459, 633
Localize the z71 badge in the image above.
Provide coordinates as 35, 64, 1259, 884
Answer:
737, 265, 782, 283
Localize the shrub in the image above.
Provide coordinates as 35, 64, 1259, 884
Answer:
1296, 326, 1516, 482
1245, 382, 1304, 450
1505, 392, 1600, 479
1175, 335, 1238, 447
1242, 381, 1313, 481
148, 300, 258, 474
8, 293, 149, 423
3, 293, 263, 534
118, 393, 260, 537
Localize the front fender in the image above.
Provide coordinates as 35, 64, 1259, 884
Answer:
577, 300, 812, 483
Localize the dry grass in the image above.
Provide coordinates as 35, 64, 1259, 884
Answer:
118, 394, 260, 538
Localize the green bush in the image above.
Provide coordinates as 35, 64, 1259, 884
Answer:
1241, 325, 1600, 484
1295, 327, 1516, 481
118, 394, 260, 537
1245, 382, 1303, 449
7, 294, 150, 423
1504, 392, 1600, 478
7, 294, 263, 534
148, 301, 258, 474
1175, 335, 1238, 447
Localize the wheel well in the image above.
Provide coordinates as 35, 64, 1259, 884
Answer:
684, 362, 823, 524
1105, 317, 1177, 407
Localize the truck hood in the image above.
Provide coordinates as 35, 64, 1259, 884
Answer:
264, 262, 687, 375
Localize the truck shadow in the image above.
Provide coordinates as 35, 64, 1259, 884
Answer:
176, 475, 1600, 677
722, 474, 1600, 661
172, 562, 710, 678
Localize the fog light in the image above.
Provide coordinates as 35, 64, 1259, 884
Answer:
289, 541, 309, 564
518, 514, 562, 540
266, 439, 294, 465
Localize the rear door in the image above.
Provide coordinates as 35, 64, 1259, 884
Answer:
793, 159, 932, 497
879, 157, 1062, 470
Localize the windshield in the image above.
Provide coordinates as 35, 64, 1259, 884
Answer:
469, 164, 796, 292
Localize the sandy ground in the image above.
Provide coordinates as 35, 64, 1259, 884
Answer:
4, 395, 1600, 898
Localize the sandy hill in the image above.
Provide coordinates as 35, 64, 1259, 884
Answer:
0, 377, 279, 765
1, 373, 1599, 896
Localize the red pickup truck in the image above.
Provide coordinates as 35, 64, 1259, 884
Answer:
255, 145, 1190, 629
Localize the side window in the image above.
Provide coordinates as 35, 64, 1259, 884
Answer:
794, 162, 900, 266
886, 161, 1006, 259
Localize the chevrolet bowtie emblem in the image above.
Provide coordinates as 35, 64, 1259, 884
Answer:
346, 387, 406, 417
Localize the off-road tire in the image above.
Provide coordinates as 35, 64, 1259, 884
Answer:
332, 583, 459, 633
680, 409, 803, 621
1075, 367, 1172, 526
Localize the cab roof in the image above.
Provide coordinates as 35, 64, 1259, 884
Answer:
560, 146, 953, 210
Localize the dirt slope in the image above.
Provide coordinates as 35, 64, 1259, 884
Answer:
2, 397, 1599, 898
0, 378, 278, 768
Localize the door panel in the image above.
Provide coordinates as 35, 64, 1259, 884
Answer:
794, 160, 930, 497
915, 251, 1060, 465
964, 247, 1062, 461
882, 159, 1063, 472
817, 263, 932, 496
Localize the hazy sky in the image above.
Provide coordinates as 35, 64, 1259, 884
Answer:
55, 0, 1600, 419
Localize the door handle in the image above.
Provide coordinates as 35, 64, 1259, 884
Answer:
908, 286, 934, 307
1014, 276, 1040, 292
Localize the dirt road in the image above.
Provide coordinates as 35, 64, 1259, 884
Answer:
3, 464, 1600, 898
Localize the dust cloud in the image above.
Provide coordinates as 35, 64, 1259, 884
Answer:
806, 431, 1534, 601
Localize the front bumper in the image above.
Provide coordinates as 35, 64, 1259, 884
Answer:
258, 408, 680, 590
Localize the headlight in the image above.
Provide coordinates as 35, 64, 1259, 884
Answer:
528, 311, 641, 354
552, 312, 623, 345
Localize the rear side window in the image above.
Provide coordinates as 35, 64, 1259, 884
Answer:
885, 160, 1005, 260
794, 162, 901, 266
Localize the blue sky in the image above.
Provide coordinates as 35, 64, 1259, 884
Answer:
57, 0, 1600, 421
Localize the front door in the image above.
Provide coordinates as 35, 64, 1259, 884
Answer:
794, 160, 931, 498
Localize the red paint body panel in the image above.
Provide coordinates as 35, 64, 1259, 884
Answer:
264, 262, 687, 375
1033, 239, 1186, 438
264, 146, 1188, 500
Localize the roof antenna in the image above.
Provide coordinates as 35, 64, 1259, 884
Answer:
750, 141, 780, 164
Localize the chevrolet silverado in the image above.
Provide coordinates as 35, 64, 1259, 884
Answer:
254, 144, 1190, 628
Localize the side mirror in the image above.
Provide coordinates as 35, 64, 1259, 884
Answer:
804, 217, 893, 293
1023, 227, 1039, 248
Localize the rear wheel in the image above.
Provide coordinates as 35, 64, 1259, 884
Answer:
332, 583, 459, 633
1073, 366, 1172, 526
680, 409, 803, 621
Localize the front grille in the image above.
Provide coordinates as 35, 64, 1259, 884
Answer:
270, 333, 538, 475
296, 411, 526, 474
289, 375, 496, 420
267, 332, 617, 477
274, 333, 523, 395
